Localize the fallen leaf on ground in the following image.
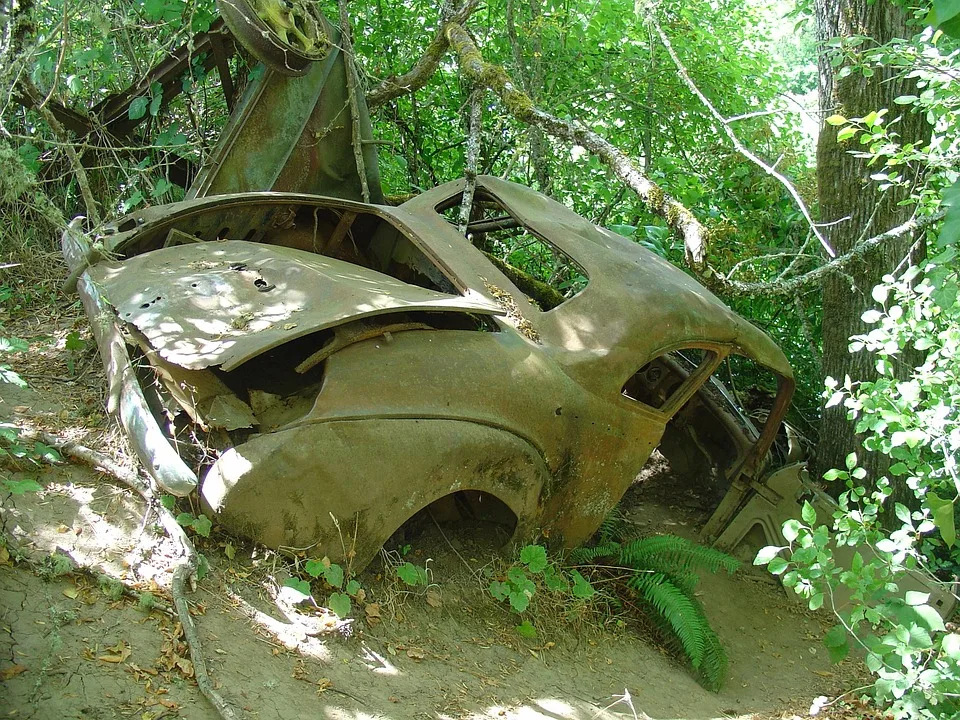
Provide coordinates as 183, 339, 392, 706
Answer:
0, 664, 27, 680
406, 647, 425, 661
63, 585, 79, 599
99, 640, 132, 663
426, 589, 442, 608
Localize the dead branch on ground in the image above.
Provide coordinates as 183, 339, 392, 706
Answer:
12, 427, 241, 720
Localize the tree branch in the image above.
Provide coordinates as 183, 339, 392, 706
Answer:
648, 16, 834, 258
338, 0, 371, 203
701, 210, 945, 298
365, 0, 482, 111
458, 88, 483, 233
444, 23, 709, 267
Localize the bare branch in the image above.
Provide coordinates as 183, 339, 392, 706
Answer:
458, 88, 483, 233
648, 16, 834, 258
338, 0, 371, 202
20, 76, 102, 226
444, 23, 709, 267
701, 210, 945, 298
365, 0, 482, 111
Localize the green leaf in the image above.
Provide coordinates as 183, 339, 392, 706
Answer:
176, 512, 195, 527
520, 545, 548, 573
928, 493, 956, 548
489, 580, 509, 601
826, 114, 847, 126
768, 557, 789, 575
509, 590, 531, 612
845, 452, 858, 470
0, 337, 28, 353
570, 569, 595, 599
905, 591, 929, 606
160, 495, 176, 510
801, 501, 817, 525
304, 559, 325, 578
396, 562, 428, 586
942, 633, 960, 659
190, 514, 212, 537
328, 592, 351, 618
2, 478, 42, 495
837, 126, 857, 142
754, 546, 783, 565
345, 579, 362, 597
782, 519, 801, 543
809, 592, 824, 611
323, 563, 344, 589
283, 577, 311, 595
128, 96, 149, 121
823, 624, 849, 663
516, 619, 537, 638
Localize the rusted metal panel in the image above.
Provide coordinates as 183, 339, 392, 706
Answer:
88, 239, 502, 371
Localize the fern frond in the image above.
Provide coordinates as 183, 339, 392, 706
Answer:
569, 541, 621, 564
597, 511, 630, 543
617, 535, 739, 576
698, 627, 728, 692
628, 572, 706, 668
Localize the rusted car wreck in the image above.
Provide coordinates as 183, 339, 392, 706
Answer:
63, 0, 801, 571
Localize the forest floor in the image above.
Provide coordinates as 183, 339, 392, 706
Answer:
0, 299, 875, 720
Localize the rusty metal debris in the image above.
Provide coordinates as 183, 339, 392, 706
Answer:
64, 2, 801, 571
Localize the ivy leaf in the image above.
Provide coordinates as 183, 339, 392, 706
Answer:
304, 558, 325, 578
328, 592, 351, 618
927, 493, 956, 548
519, 545, 547, 573
345, 579, 362, 597
128, 96, 149, 121
396, 562, 427, 586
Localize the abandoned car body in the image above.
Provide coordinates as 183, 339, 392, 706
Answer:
62, 0, 799, 572
65, 175, 795, 570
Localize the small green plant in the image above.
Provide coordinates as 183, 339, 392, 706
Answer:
571, 532, 738, 691
396, 561, 429, 587
160, 495, 212, 537
284, 555, 365, 619
488, 544, 596, 636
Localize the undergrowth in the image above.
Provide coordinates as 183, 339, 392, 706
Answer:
571, 516, 739, 691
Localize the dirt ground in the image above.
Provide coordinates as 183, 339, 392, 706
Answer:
0, 303, 870, 720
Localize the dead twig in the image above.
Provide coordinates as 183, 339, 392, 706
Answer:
647, 14, 832, 257
20, 429, 240, 719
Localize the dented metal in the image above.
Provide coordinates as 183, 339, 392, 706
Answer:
66, 7, 797, 568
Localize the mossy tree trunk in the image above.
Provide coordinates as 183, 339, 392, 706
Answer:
812, 0, 929, 503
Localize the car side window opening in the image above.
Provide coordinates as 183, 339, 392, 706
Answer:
621, 348, 717, 412
436, 191, 588, 311
628, 348, 784, 528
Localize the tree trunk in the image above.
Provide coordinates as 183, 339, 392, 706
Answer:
813, 0, 928, 493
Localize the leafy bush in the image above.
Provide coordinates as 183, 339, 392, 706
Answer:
572, 531, 737, 691
756, 247, 960, 718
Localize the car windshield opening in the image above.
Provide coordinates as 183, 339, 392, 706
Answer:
437, 191, 588, 311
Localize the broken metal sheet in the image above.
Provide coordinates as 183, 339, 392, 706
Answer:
89, 240, 502, 371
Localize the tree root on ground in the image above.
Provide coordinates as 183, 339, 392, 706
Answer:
12, 428, 243, 720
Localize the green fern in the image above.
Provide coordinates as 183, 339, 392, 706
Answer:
572, 529, 738, 691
